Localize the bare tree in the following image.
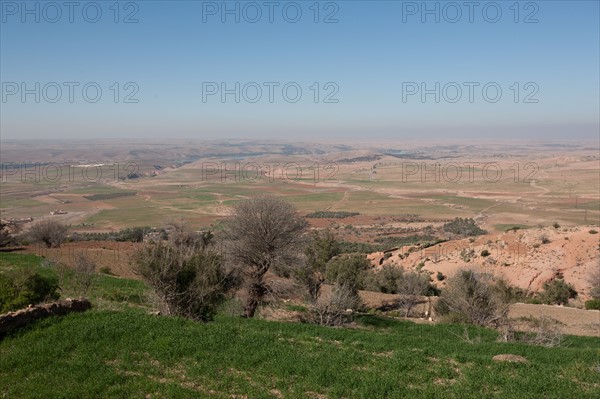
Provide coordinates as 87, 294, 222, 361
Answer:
29, 220, 68, 248
73, 253, 96, 296
396, 271, 431, 317
221, 196, 308, 318
295, 229, 340, 302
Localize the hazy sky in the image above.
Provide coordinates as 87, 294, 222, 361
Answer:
1, 0, 599, 140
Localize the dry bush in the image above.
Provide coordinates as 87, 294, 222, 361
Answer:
28, 220, 68, 248
304, 283, 360, 326
435, 269, 509, 328
132, 241, 238, 321
588, 268, 600, 300
499, 316, 565, 347
396, 271, 431, 317
72, 253, 96, 296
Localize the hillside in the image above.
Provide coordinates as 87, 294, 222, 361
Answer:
371, 226, 600, 298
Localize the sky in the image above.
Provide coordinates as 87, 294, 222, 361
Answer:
1, 0, 599, 141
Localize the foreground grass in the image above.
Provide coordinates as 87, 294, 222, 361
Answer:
1, 310, 599, 398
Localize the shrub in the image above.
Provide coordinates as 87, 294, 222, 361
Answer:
435, 270, 509, 327
396, 271, 432, 317
72, 253, 96, 296
305, 211, 359, 219
28, 220, 68, 248
132, 242, 238, 321
325, 254, 370, 293
553, 222, 561, 229
539, 279, 577, 305
436, 271, 445, 281
443, 218, 486, 237
0, 270, 60, 313
585, 299, 600, 310
480, 249, 490, 257
588, 268, 600, 299
365, 264, 404, 294
589, 229, 598, 234
540, 234, 551, 244
304, 283, 359, 326
295, 229, 340, 302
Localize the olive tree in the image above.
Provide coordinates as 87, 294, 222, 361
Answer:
221, 196, 308, 318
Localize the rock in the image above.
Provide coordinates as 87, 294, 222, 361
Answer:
492, 354, 528, 363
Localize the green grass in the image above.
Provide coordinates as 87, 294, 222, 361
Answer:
0, 252, 149, 310
1, 253, 599, 398
0, 311, 599, 398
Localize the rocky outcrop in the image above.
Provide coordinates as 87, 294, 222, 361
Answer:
0, 298, 91, 335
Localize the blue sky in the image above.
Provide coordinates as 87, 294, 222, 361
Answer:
1, 0, 599, 140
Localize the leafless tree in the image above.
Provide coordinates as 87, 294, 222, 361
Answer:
396, 271, 431, 317
221, 196, 308, 318
29, 220, 68, 248
73, 253, 96, 296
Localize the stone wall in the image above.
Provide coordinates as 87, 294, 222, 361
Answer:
0, 298, 91, 335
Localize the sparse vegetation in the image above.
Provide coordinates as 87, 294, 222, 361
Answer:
28, 220, 68, 248
305, 211, 360, 219
435, 270, 509, 328
443, 218, 486, 237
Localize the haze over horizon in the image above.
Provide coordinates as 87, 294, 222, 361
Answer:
1, 0, 599, 140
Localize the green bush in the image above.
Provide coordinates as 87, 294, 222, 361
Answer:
325, 254, 370, 293
480, 249, 491, 257
365, 264, 403, 294
436, 271, 445, 281
584, 299, 600, 310
443, 218, 486, 237
0, 270, 60, 313
539, 279, 577, 305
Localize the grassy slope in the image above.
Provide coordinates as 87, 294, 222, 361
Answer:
1, 311, 599, 398
1, 253, 599, 398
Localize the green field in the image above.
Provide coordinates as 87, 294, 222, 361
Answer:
1, 253, 599, 398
